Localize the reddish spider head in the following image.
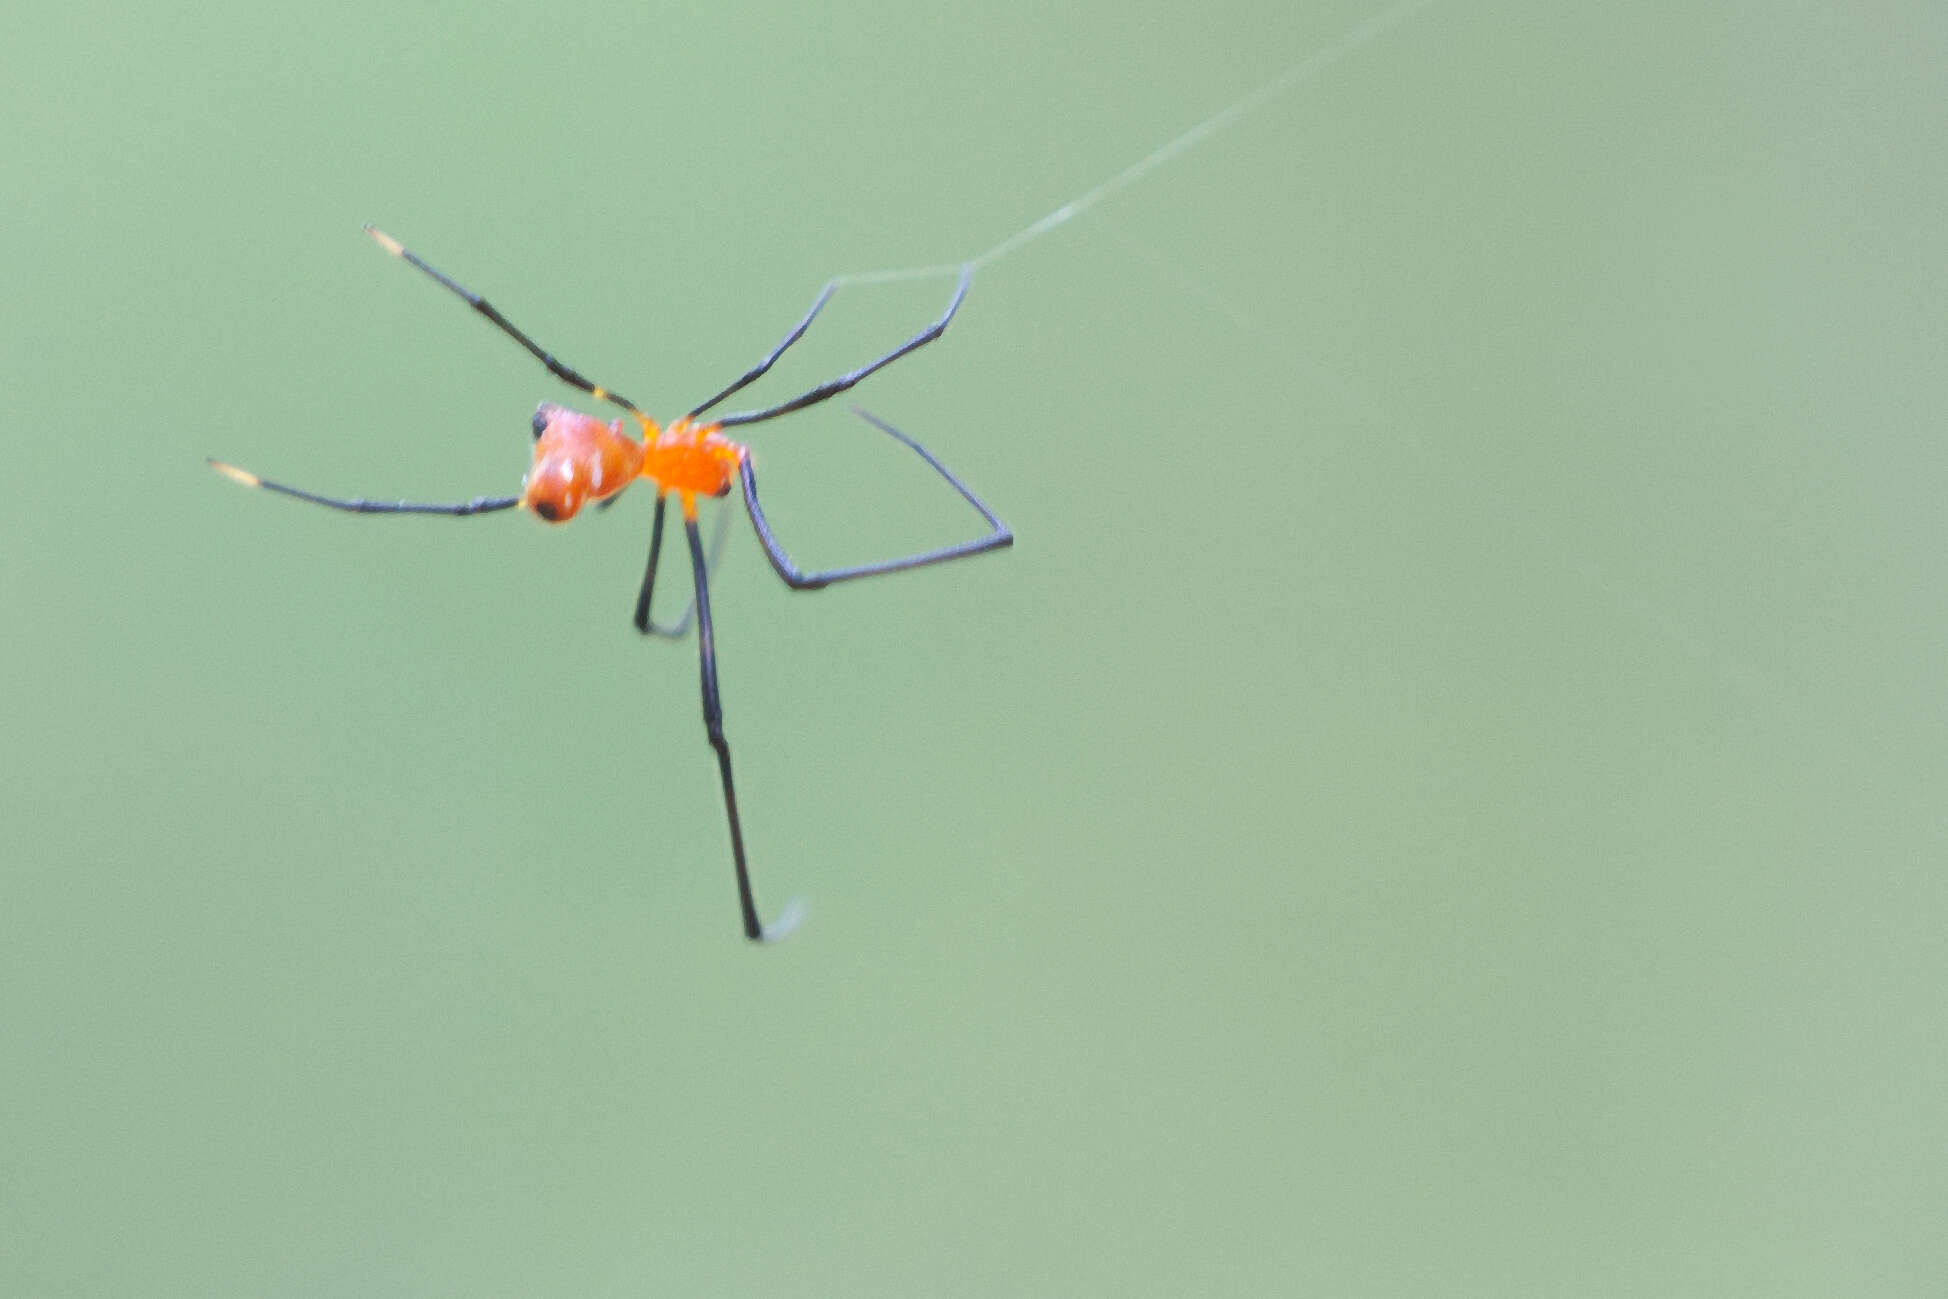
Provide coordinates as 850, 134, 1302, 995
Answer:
523, 403, 648, 522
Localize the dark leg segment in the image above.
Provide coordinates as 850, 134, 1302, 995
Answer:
712, 265, 973, 430
632, 491, 731, 638
686, 283, 836, 419
740, 407, 1012, 590
208, 459, 519, 516
685, 514, 806, 943
634, 493, 672, 632
365, 225, 642, 416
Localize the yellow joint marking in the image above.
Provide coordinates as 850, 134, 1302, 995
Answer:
591, 386, 608, 402
207, 458, 261, 488
363, 224, 405, 258
679, 491, 699, 522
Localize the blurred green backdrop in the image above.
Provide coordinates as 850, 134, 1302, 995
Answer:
5, 1, 1947, 1294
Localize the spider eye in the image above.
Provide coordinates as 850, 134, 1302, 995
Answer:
531, 408, 551, 441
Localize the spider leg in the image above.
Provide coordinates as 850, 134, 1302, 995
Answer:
686, 283, 837, 419
684, 504, 807, 943
739, 407, 1011, 590
208, 459, 519, 517
712, 265, 972, 430
632, 490, 732, 638
365, 225, 642, 417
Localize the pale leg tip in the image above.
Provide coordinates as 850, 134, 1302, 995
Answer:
755, 897, 809, 944
207, 458, 259, 488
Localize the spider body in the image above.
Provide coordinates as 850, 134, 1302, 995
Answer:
525, 404, 740, 522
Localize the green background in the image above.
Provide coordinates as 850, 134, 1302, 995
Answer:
6, 1, 1946, 1293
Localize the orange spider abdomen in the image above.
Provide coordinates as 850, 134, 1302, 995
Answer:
525, 403, 647, 522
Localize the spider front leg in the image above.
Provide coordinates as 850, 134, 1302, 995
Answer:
708, 265, 972, 430
365, 225, 643, 416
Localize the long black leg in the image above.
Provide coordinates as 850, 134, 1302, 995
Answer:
685, 511, 806, 943
712, 265, 973, 430
740, 407, 1012, 590
632, 492, 731, 638
634, 493, 672, 630
208, 459, 519, 516
686, 284, 836, 419
365, 225, 643, 417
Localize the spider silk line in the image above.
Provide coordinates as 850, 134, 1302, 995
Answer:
828, 0, 1445, 292
1029, 10, 1901, 794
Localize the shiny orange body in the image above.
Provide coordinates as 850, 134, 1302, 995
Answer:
524, 402, 744, 522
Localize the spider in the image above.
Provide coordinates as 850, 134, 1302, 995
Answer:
210, 226, 1012, 942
